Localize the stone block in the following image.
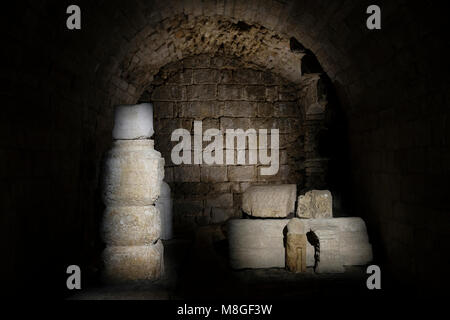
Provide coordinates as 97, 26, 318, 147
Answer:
228, 166, 256, 181
102, 140, 165, 206
297, 190, 332, 218
156, 181, 173, 240
210, 208, 233, 224
218, 84, 244, 100
242, 184, 296, 217
173, 166, 201, 182
187, 84, 216, 100
315, 228, 345, 273
286, 233, 307, 273
112, 103, 154, 140
288, 217, 373, 269
101, 206, 161, 246
201, 166, 228, 182
228, 219, 288, 269
206, 193, 233, 208
102, 241, 164, 282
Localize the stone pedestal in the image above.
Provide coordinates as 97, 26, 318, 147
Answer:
156, 181, 173, 240
101, 103, 165, 283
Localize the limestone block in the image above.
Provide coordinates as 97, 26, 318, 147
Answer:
315, 228, 345, 273
101, 206, 161, 246
297, 190, 332, 218
102, 241, 164, 282
288, 217, 373, 268
112, 103, 154, 140
102, 140, 165, 206
156, 181, 173, 240
228, 219, 288, 269
242, 184, 297, 217
287, 218, 315, 267
286, 233, 307, 273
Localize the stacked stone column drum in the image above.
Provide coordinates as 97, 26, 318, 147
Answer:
101, 103, 165, 282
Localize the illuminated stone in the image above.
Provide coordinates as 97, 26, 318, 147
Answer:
102, 140, 165, 206
228, 219, 288, 269
101, 206, 161, 246
242, 184, 296, 217
112, 103, 154, 140
297, 190, 332, 219
288, 217, 373, 270
102, 241, 164, 283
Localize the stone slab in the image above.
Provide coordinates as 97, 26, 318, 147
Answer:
112, 103, 154, 140
242, 184, 297, 217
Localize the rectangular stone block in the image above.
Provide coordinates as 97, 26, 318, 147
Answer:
315, 228, 345, 273
297, 190, 333, 218
218, 84, 244, 100
228, 166, 256, 182
289, 217, 373, 269
206, 193, 233, 208
201, 166, 228, 182
173, 166, 201, 182
228, 219, 289, 269
112, 103, 154, 140
242, 184, 296, 217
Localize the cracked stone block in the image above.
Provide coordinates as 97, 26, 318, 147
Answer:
297, 190, 332, 218
101, 206, 161, 246
102, 140, 165, 206
228, 219, 288, 269
242, 184, 297, 217
112, 103, 154, 140
102, 241, 164, 283
156, 181, 173, 240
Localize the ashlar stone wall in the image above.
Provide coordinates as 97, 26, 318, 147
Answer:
140, 54, 305, 233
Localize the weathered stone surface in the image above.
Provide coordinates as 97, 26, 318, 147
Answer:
315, 228, 345, 273
101, 206, 161, 246
297, 190, 332, 218
286, 233, 307, 273
112, 103, 154, 140
242, 184, 296, 217
102, 140, 165, 206
228, 219, 288, 269
288, 217, 373, 269
102, 241, 164, 282
156, 181, 173, 240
